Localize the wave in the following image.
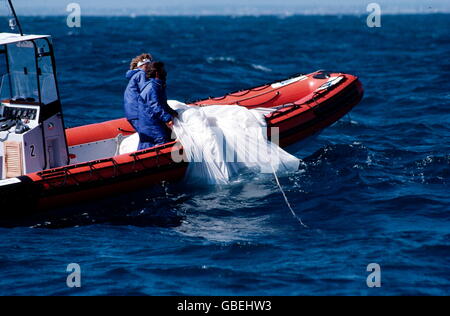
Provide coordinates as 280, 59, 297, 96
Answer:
206, 56, 237, 64
251, 64, 272, 72
408, 155, 450, 184
206, 57, 272, 73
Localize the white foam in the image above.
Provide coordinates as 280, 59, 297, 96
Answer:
251, 64, 272, 73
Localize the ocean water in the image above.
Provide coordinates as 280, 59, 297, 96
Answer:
0, 15, 449, 296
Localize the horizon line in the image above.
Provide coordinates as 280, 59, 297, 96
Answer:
6, 11, 450, 18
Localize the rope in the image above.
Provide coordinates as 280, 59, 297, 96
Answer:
270, 163, 308, 228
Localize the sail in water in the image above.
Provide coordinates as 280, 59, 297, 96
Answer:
168, 101, 300, 185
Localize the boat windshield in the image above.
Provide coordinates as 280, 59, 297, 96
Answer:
0, 38, 58, 105
1, 40, 38, 102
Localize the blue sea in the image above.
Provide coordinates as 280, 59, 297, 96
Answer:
0, 15, 449, 296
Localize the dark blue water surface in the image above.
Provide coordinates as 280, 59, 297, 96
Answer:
0, 15, 449, 296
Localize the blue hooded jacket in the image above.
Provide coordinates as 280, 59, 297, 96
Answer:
137, 78, 178, 149
124, 69, 149, 121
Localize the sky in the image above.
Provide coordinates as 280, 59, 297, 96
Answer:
8, 0, 450, 15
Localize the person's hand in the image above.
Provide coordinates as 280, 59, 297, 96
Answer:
166, 121, 174, 129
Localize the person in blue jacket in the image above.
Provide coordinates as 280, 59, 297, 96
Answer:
123, 53, 153, 130
137, 61, 178, 150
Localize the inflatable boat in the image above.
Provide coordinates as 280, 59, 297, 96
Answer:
0, 4, 364, 220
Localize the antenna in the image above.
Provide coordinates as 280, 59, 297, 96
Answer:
7, 0, 23, 36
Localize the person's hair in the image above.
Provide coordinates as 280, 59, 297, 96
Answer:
148, 61, 166, 79
130, 53, 153, 70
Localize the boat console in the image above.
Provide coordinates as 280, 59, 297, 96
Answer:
1, 101, 39, 130
0, 33, 68, 179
